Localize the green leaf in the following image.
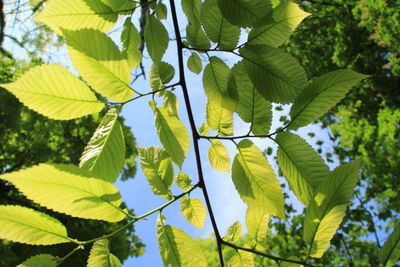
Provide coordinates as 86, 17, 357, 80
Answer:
0, 164, 126, 222
289, 70, 368, 130
229, 250, 255, 267
87, 239, 121, 267
101, 0, 136, 14
187, 52, 203, 74
217, 0, 272, 27
303, 162, 360, 258
157, 220, 208, 267
233, 61, 272, 135
138, 146, 174, 199
201, 0, 241, 50
163, 91, 179, 116
224, 221, 242, 243
246, 207, 269, 248
248, 2, 310, 47
35, 0, 117, 33
17, 254, 57, 267
276, 132, 329, 206
176, 172, 192, 191
62, 29, 133, 102
199, 123, 210, 136
0, 205, 69, 245
180, 197, 207, 229
240, 45, 308, 104
145, 15, 169, 62
121, 18, 142, 70
182, 0, 202, 25
79, 108, 125, 183
206, 100, 234, 136
155, 2, 168, 20
380, 223, 400, 267
208, 140, 230, 173
186, 24, 211, 50
0, 64, 104, 120
149, 62, 175, 91
151, 103, 190, 168
232, 139, 285, 218
203, 57, 238, 112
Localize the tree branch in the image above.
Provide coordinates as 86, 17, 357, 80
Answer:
169, 0, 225, 266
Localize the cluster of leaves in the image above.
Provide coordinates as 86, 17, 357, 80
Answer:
0, 0, 399, 266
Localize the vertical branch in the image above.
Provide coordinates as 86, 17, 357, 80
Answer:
168, 0, 225, 266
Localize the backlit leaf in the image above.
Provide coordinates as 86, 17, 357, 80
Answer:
229, 250, 255, 267
157, 220, 208, 267
180, 197, 206, 229
199, 123, 210, 136
201, 0, 240, 50
206, 100, 234, 136
182, 0, 202, 25
276, 132, 329, 206
187, 52, 203, 74
101, 0, 136, 14
208, 140, 230, 172
35, 0, 117, 33
0, 164, 126, 222
232, 139, 285, 218
233, 61, 272, 135
289, 70, 368, 130
0, 64, 104, 120
151, 102, 190, 168
163, 91, 179, 116
303, 162, 360, 258
217, 0, 272, 27
63, 28, 133, 102
248, 2, 310, 47
224, 221, 242, 243
17, 254, 57, 267
80, 108, 125, 183
138, 146, 174, 199
176, 172, 192, 191
246, 207, 269, 248
155, 3, 168, 20
0, 205, 69, 245
186, 24, 211, 50
240, 45, 307, 104
121, 18, 142, 70
380, 223, 400, 267
149, 62, 175, 91
87, 239, 121, 267
145, 15, 169, 62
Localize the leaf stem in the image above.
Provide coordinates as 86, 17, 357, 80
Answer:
169, 0, 225, 266
119, 82, 180, 106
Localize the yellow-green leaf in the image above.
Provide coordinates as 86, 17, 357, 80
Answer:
208, 140, 230, 172
199, 123, 210, 136
35, 0, 117, 33
176, 172, 192, 191
101, 0, 136, 14
229, 250, 255, 267
145, 15, 169, 62
163, 91, 179, 116
0, 164, 126, 222
138, 146, 174, 199
217, 0, 272, 27
0, 205, 69, 245
206, 100, 234, 136
87, 239, 121, 267
157, 221, 208, 267
240, 45, 307, 104
149, 62, 175, 92
289, 70, 368, 130
121, 18, 142, 70
233, 61, 272, 135
224, 221, 242, 243
246, 207, 269, 248
63, 28, 133, 102
187, 52, 203, 74
201, 0, 240, 50
303, 162, 360, 258
276, 132, 329, 206
380, 223, 400, 267
0, 64, 104, 120
186, 24, 211, 50
17, 254, 57, 267
180, 197, 207, 229
151, 103, 190, 168
79, 108, 125, 183
232, 139, 285, 218
248, 2, 310, 47
182, 0, 202, 25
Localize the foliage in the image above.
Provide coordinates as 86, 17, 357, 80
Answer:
0, 0, 395, 266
